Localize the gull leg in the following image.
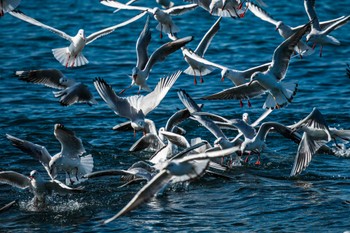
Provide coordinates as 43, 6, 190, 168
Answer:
255, 152, 261, 165
244, 151, 251, 163
119, 84, 132, 95
312, 43, 317, 50
0, 0, 3, 17
133, 130, 136, 138
71, 55, 78, 67
240, 99, 243, 108
160, 24, 163, 39
65, 54, 71, 68
199, 71, 204, 83
319, 45, 323, 57
67, 172, 74, 185
75, 167, 79, 182
193, 70, 197, 85
248, 99, 252, 108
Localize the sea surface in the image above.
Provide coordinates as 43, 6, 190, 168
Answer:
1, 0, 350, 232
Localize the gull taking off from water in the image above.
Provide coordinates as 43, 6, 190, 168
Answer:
9, 10, 147, 67
100, 0, 198, 38
6, 124, 94, 185
304, 0, 350, 57
201, 21, 312, 109
94, 71, 181, 133
15, 69, 97, 106
0, 170, 85, 206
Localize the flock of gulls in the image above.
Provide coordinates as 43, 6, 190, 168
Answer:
1, 0, 350, 225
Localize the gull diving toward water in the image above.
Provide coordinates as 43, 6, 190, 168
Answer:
201, 20, 312, 109
6, 124, 94, 185
94, 71, 181, 134
304, 0, 350, 57
100, 0, 198, 38
15, 69, 97, 106
0, 170, 85, 207
9, 10, 147, 67
102, 145, 240, 224
0, 0, 20, 16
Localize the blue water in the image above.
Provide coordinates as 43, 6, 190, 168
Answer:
1, 0, 350, 232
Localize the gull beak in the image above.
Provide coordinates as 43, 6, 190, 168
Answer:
275, 26, 278, 31
132, 74, 137, 81
29, 176, 34, 180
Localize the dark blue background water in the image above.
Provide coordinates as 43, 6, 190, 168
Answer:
1, 0, 350, 232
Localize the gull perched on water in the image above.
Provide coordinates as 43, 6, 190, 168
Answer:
0, 0, 20, 16
94, 71, 181, 133
304, 0, 350, 57
9, 10, 147, 67
15, 69, 97, 106
201, 21, 312, 109
103, 145, 240, 224
0, 170, 85, 206
6, 124, 94, 185
184, 0, 246, 18
119, 16, 192, 93
100, 0, 198, 38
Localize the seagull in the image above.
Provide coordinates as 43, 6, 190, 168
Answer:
15, 69, 97, 106
185, 0, 245, 18
0, 0, 20, 16
102, 145, 240, 224
100, 0, 198, 38
122, 16, 192, 93
289, 108, 350, 176
94, 71, 181, 133
201, 21, 312, 109
180, 17, 222, 84
304, 0, 350, 57
9, 10, 147, 67
0, 170, 85, 206
6, 124, 94, 185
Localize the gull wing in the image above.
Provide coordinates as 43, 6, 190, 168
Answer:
200, 81, 266, 100
194, 17, 221, 56
15, 69, 67, 89
103, 170, 172, 223
164, 108, 191, 131
290, 132, 328, 176
241, 62, 271, 79
129, 133, 165, 152
100, 0, 149, 11
136, 15, 152, 70
54, 124, 86, 158
86, 11, 147, 44
6, 134, 52, 176
93, 77, 140, 119
323, 15, 350, 35
159, 130, 190, 148
246, 2, 278, 26
269, 21, 311, 81
139, 71, 181, 115
143, 36, 193, 74
304, 0, 320, 30
45, 179, 86, 194
9, 10, 72, 41
164, 3, 198, 15
0, 171, 31, 189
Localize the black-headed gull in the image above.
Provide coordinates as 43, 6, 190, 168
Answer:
201, 21, 312, 109
100, 0, 197, 38
180, 17, 222, 84
289, 108, 350, 176
304, 0, 350, 57
6, 124, 93, 185
15, 69, 97, 106
125, 16, 192, 93
9, 10, 147, 67
0, 170, 85, 206
0, 0, 20, 16
94, 71, 181, 133
103, 145, 240, 223
185, 0, 245, 18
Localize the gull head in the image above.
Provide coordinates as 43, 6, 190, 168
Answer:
78, 29, 86, 40
220, 68, 228, 81
131, 119, 145, 131
29, 170, 38, 180
152, 7, 160, 16
305, 34, 312, 43
131, 67, 139, 83
242, 113, 251, 124
59, 77, 75, 87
